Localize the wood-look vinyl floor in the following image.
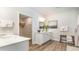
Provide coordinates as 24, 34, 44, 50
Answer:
29, 40, 67, 51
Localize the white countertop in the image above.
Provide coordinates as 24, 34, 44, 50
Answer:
0, 34, 30, 47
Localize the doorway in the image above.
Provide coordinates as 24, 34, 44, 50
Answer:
19, 14, 32, 42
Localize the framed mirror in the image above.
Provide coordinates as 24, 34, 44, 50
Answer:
48, 20, 58, 28
39, 22, 44, 29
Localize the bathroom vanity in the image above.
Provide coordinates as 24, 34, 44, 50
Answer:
35, 32, 53, 45
0, 34, 30, 51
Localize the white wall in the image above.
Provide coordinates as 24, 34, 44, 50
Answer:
0, 7, 17, 34
47, 9, 78, 41
77, 9, 79, 25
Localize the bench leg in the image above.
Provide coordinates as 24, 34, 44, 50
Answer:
72, 36, 75, 45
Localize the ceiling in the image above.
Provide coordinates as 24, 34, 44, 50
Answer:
31, 7, 79, 17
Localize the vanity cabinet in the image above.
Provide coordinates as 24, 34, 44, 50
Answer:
35, 32, 52, 45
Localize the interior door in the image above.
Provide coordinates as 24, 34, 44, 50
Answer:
19, 14, 32, 38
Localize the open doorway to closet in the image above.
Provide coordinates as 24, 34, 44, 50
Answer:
19, 14, 32, 45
